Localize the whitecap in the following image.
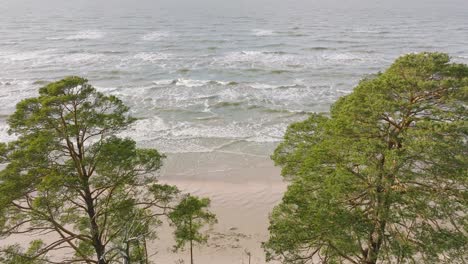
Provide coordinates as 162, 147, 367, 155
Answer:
453, 54, 468, 63
65, 30, 104, 40
220, 50, 297, 65
217, 50, 379, 69
320, 52, 370, 64
170, 122, 254, 139
246, 123, 287, 143
246, 135, 282, 143
174, 78, 209, 87
61, 53, 106, 63
0, 49, 106, 67
249, 83, 278, 89
252, 29, 275, 36
152, 79, 232, 88
155, 140, 215, 153
0, 49, 56, 62
0, 79, 38, 120
45, 36, 63, 40
118, 116, 170, 142
0, 122, 17, 142
141, 31, 170, 41
153, 79, 177, 85
216, 81, 231, 86
132, 117, 169, 133
202, 99, 211, 113
133, 52, 172, 62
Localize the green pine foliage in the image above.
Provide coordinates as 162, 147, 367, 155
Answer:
265, 53, 468, 264
169, 195, 217, 264
0, 77, 182, 264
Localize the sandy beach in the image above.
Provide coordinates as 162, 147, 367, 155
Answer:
155, 152, 286, 264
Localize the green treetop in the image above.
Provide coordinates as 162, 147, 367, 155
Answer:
0, 77, 181, 264
264, 52, 468, 264
169, 195, 217, 264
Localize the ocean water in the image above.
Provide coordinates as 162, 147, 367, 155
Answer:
1, 0, 467, 155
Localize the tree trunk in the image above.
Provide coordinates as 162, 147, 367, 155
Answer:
84, 185, 107, 264
143, 237, 149, 264
189, 218, 194, 264
190, 238, 194, 264
363, 115, 405, 264
68, 125, 107, 264
124, 241, 130, 264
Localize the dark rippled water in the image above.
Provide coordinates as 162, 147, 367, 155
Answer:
1, 0, 467, 154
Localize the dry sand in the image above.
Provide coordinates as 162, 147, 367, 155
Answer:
155, 152, 287, 264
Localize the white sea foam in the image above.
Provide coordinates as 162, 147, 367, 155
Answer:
174, 79, 209, 87
45, 36, 62, 40
64, 30, 104, 40
321, 52, 365, 63
138, 78, 333, 113
180, 122, 268, 143
0, 79, 35, 90
141, 31, 171, 41
0, 122, 17, 142
1, 52, 109, 67
124, 114, 288, 146
132, 117, 169, 133
61, 53, 106, 63
123, 116, 273, 142
219, 51, 298, 67
118, 116, 170, 143
0, 78, 327, 153
152, 79, 207, 87
0, 49, 56, 62
133, 52, 172, 62
152, 79, 232, 88
217, 50, 378, 69
249, 83, 279, 89
453, 55, 468, 63
252, 29, 275, 36
0, 79, 38, 120
154, 139, 216, 153
153, 79, 177, 85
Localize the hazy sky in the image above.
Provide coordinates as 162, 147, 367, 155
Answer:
2, 0, 468, 15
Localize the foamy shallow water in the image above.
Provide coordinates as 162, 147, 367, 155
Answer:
1, 0, 467, 154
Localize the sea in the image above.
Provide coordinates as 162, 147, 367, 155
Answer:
1, 0, 467, 157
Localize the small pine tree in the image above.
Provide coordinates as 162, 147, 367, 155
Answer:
169, 195, 217, 264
